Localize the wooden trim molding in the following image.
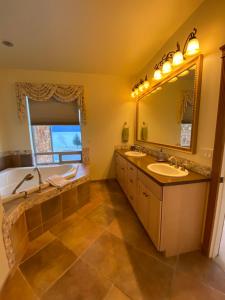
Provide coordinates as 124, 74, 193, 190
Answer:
202, 44, 225, 255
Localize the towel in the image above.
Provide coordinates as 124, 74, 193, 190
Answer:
47, 175, 70, 188
141, 126, 148, 141
122, 127, 129, 143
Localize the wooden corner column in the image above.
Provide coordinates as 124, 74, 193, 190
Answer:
202, 44, 225, 254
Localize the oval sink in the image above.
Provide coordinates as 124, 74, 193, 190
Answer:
125, 151, 146, 157
147, 163, 188, 177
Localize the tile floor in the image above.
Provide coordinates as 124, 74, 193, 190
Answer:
1, 180, 225, 300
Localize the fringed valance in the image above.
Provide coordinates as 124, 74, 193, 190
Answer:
15, 82, 86, 124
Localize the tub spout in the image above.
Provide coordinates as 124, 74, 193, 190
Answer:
12, 173, 34, 194
33, 167, 43, 192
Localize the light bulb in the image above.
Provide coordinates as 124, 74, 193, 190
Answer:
153, 69, 162, 80
131, 91, 135, 98
134, 88, 139, 96
143, 80, 150, 89
169, 77, 178, 83
139, 84, 144, 92
172, 51, 184, 66
185, 38, 200, 56
162, 61, 172, 74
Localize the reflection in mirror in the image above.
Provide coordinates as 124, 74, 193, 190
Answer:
138, 64, 197, 150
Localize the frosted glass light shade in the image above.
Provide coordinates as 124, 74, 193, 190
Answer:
172, 51, 184, 66
131, 91, 135, 98
153, 69, 162, 80
134, 88, 139, 96
162, 61, 172, 74
143, 80, 150, 89
185, 38, 200, 56
139, 84, 144, 92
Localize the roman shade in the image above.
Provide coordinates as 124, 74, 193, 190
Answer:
28, 98, 80, 125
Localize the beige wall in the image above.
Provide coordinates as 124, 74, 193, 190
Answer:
134, 0, 225, 166
0, 69, 135, 179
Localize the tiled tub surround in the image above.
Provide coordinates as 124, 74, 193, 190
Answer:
1, 164, 89, 269
0, 150, 33, 172
133, 144, 212, 177
1, 164, 79, 203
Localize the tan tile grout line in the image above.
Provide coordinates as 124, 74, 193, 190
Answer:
20, 232, 56, 264
17, 268, 40, 299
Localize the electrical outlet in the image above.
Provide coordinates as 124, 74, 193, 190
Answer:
200, 148, 213, 159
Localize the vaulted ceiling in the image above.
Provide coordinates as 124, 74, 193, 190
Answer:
0, 0, 204, 76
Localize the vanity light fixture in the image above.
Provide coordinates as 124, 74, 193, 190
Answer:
172, 43, 184, 66
162, 60, 172, 74
153, 68, 162, 81
130, 28, 200, 97
151, 28, 200, 82
131, 89, 136, 98
184, 28, 200, 56
131, 75, 149, 98
143, 75, 150, 89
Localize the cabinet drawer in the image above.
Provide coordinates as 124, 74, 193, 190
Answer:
138, 170, 162, 200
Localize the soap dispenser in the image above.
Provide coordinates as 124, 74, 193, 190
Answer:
157, 148, 167, 162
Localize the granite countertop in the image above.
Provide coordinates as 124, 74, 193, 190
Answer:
116, 150, 210, 186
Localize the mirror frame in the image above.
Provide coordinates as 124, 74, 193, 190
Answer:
136, 55, 203, 154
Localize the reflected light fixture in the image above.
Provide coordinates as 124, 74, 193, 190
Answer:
169, 77, 178, 83
178, 70, 189, 77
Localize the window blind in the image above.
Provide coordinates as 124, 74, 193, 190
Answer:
28, 99, 80, 125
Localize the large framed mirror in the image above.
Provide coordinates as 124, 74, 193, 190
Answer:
136, 55, 202, 153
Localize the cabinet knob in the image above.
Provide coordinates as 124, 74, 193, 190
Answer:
129, 179, 133, 183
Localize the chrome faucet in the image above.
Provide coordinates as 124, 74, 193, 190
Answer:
33, 167, 43, 192
168, 156, 179, 168
12, 173, 34, 194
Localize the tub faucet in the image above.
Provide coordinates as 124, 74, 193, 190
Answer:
12, 173, 34, 194
33, 167, 43, 192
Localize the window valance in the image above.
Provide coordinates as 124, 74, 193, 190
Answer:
15, 82, 86, 124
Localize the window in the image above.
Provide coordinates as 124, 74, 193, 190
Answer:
180, 123, 192, 147
27, 98, 82, 165
32, 125, 82, 165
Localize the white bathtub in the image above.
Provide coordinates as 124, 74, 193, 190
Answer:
0, 164, 78, 203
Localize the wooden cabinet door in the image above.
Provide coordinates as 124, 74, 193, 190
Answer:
137, 180, 162, 249
127, 162, 138, 209
136, 181, 150, 230
115, 155, 127, 193
148, 192, 162, 249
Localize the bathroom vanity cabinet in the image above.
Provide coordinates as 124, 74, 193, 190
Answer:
115, 151, 209, 257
